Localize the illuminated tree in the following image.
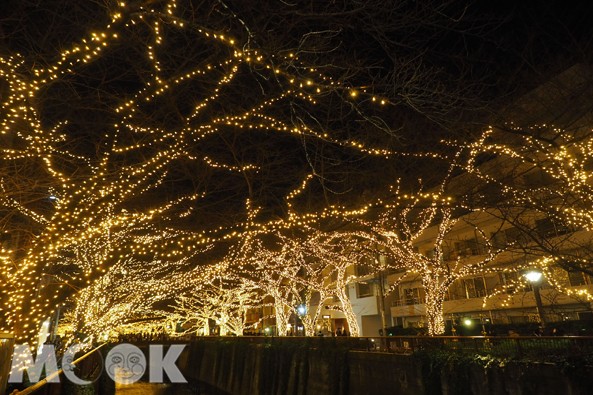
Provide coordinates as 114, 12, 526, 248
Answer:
293, 260, 333, 337
238, 228, 376, 337
295, 231, 365, 337
172, 296, 216, 337
0, 0, 404, 343
235, 234, 305, 337
461, 124, 593, 302
2, 0, 569, 344
342, 175, 503, 335
213, 229, 355, 337
324, 250, 361, 337
171, 278, 263, 336
60, 251, 228, 341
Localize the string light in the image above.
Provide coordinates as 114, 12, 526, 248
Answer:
4, 0, 587, 346
461, 124, 593, 313
0, 0, 399, 344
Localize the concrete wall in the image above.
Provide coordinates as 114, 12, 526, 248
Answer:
348, 283, 382, 336
175, 339, 593, 395
179, 340, 352, 395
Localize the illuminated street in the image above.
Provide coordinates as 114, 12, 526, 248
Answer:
1, 0, 593, 394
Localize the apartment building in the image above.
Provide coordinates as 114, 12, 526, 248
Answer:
264, 64, 593, 337
382, 63, 593, 333
388, 217, 593, 331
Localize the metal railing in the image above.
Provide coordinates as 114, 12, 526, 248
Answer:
379, 336, 593, 359
391, 297, 422, 306
10, 343, 105, 395
169, 335, 593, 360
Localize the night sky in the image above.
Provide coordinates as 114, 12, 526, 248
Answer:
1, 0, 592, 224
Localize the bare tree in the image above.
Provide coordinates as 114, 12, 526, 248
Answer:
460, 123, 593, 302
171, 278, 263, 336
3, 0, 588, 344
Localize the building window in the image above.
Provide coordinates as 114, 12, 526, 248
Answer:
441, 244, 453, 261
550, 266, 570, 287
403, 288, 423, 305
491, 231, 506, 250
462, 277, 488, 299
500, 271, 523, 293
356, 263, 374, 277
568, 270, 589, 286
454, 238, 484, 257
445, 280, 465, 301
535, 217, 570, 238
356, 282, 374, 298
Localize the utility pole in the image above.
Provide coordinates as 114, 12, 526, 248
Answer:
532, 283, 546, 328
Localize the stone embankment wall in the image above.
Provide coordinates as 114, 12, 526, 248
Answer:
177, 340, 593, 395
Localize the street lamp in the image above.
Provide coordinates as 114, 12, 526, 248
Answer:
295, 304, 307, 336
524, 271, 543, 283
296, 304, 307, 316
524, 270, 546, 328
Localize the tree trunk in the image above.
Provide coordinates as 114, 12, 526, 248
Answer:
424, 290, 446, 336
302, 319, 315, 337
201, 318, 210, 336
335, 287, 360, 336
274, 300, 290, 336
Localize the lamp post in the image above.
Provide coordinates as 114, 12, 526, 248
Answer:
524, 270, 546, 328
